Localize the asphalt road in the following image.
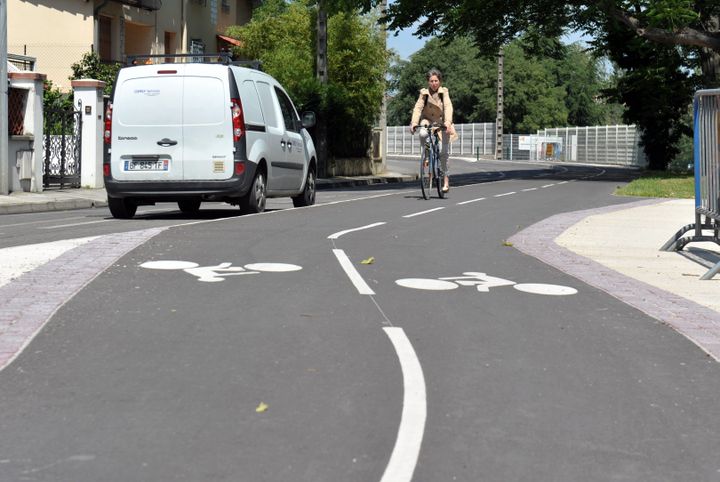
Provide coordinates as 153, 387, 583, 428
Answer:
1, 160, 719, 481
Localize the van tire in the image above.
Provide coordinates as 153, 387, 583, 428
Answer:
292, 167, 316, 207
108, 197, 137, 219
178, 199, 202, 213
241, 171, 266, 214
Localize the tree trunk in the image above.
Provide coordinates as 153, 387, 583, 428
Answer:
316, 1, 329, 177
699, 15, 720, 88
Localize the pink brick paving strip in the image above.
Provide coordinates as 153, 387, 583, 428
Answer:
508, 199, 720, 362
0, 227, 166, 371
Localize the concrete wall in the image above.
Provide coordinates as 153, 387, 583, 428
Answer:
8, 0, 93, 89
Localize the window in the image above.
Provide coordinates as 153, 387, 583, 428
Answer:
275, 87, 299, 132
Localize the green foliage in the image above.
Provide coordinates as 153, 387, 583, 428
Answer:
615, 171, 694, 198
42, 80, 75, 134
387, 36, 623, 132
227, 0, 388, 158
69, 52, 122, 95
646, 0, 699, 30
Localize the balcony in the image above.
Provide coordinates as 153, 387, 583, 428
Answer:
110, 0, 161, 11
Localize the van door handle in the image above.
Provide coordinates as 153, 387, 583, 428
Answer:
157, 138, 178, 147
280, 140, 287, 150
287, 142, 292, 150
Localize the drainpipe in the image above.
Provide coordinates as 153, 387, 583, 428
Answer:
181, 0, 187, 52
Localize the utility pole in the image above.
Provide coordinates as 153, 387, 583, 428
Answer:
315, 0, 329, 178
378, 0, 387, 173
495, 46, 504, 160
0, 0, 8, 195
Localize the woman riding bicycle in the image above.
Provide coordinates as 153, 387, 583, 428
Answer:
410, 68, 456, 192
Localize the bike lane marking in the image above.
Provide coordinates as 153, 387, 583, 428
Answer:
380, 327, 427, 482
332, 249, 376, 295
327, 222, 387, 240
457, 197, 486, 205
402, 207, 445, 218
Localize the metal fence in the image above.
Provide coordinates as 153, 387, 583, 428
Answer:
661, 89, 720, 279
387, 123, 647, 168
387, 123, 497, 158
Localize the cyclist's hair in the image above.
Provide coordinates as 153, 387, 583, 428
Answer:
426, 69, 443, 81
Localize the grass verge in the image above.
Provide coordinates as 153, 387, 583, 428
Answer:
615, 171, 694, 198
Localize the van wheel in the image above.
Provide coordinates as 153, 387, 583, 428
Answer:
108, 197, 137, 219
241, 171, 266, 214
292, 167, 316, 207
178, 199, 201, 213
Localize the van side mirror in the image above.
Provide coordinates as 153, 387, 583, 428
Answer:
301, 111, 316, 129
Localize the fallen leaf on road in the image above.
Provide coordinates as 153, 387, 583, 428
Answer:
361, 257, 375, 265
256, 402, 269, 413
502, 241, 513, 247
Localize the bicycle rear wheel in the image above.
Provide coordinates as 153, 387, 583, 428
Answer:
420, 153, 432, 200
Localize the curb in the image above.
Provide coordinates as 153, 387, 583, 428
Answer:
0, 198, 108, 215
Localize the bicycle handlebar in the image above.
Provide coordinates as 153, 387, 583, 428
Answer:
411, 123, 448, 134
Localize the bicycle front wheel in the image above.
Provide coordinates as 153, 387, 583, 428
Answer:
420, 153, 431, 200
436, 167, 445, 199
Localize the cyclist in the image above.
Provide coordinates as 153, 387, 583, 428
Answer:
410, 68, 456, 192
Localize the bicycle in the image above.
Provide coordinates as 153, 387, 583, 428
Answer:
413, 123, 447, 200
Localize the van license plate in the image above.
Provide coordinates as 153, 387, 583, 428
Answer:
125, 160, 169, 171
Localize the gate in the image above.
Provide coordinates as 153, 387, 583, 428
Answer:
43, 103, 82, 188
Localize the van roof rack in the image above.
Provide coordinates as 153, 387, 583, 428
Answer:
126, 53, 234, 66
125, 54, 263, 71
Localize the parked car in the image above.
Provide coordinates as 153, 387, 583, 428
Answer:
103, 55, 317, 219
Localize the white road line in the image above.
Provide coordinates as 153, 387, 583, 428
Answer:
521, 188, 537, 192
328, 222, 386, 240
558, 181, 569, 185
456, 197, 486, 205
38, 219, 114, 230
1, 216, 87, 228
541, 184, 555, 188
380, 327, 427, 482
494, 192, 516, 197
332, 249, 375, 295
402, 207, 445, 218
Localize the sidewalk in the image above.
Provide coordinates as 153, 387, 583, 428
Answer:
509, 198, 720, 361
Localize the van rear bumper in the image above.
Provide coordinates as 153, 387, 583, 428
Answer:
105, 165, 255, 202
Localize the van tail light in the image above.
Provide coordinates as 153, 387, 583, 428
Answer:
234, 161, 245, 176
103, 163, 111, 177
104, 103, 113, 144
231, 98, 245, 141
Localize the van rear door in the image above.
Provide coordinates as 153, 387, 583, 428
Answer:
111, 65, 185, 182
181, 64, 234, 181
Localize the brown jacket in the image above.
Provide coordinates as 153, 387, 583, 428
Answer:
411, 87, 453, 127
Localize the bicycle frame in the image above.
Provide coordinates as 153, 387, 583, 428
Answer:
417, 124, 445, 199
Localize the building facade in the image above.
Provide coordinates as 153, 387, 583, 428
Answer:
8, 0, 254, 89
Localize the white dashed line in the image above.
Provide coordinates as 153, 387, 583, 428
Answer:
332, 249, 375, 295
521, 188, 538, 192
494, 192, 516, 198
380, 327, 427, 482
39, 219, 113, 230
457, 197, 486, 205
402, 207, 445, 218
328, 222, 386, 240
541, 184, 555, 188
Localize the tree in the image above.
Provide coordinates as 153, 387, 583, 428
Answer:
381, 0, 719, 87
69, 52, 122, 96
227, 0, 388, 159
387, 37, 622, 131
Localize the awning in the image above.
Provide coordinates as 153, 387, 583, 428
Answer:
217, 34, 243, 48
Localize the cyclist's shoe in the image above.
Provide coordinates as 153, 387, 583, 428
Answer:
423, 158, 429, 168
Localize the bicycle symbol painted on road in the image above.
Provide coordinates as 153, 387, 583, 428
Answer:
395, 272, 577, 296
140, 260, 302, 283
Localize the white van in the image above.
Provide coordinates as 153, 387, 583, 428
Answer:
103, 56, 317, 218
